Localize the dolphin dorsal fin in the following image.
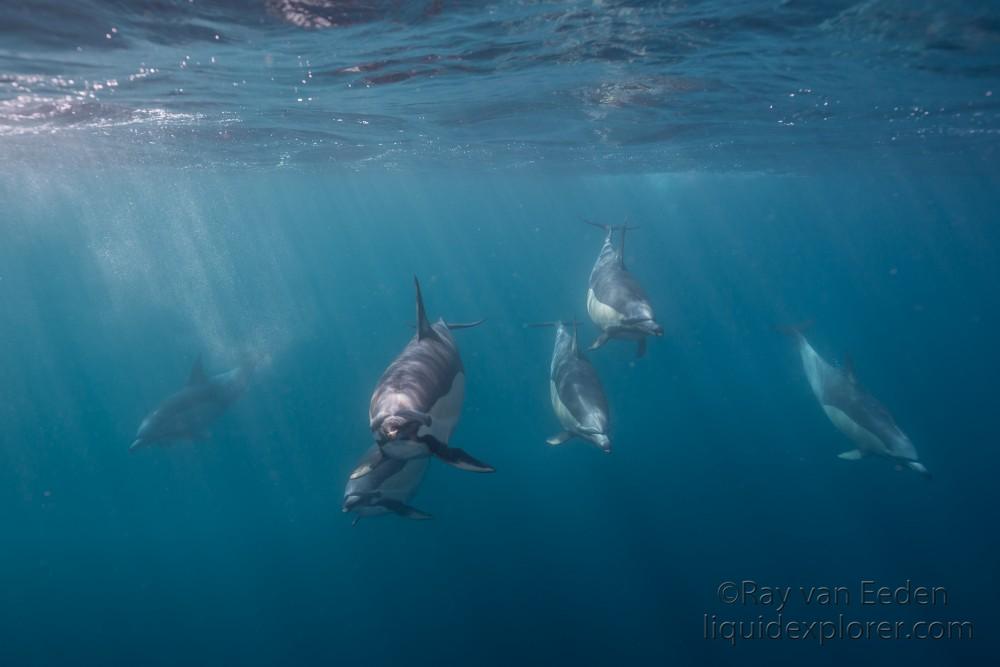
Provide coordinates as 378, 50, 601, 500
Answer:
619, 220, 628, 268
570, 319, 580, 355
844, 353, 857, 383
414, 276, 434, 341
188, 355, 208, 385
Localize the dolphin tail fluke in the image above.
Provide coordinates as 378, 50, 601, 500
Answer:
421, 435, 495, 473
377, 498, 433, 521
837, 449, 864, 461
776, 320, 815, 339
414, 276, 434, 341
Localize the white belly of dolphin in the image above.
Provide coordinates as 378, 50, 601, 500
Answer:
798, 341, 828, 400
587, 288, 623, 329
823, 405, 890, 455
550, 380, 582, 432
421, 372, 464, 442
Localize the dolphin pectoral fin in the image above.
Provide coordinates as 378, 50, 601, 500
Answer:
589, 332, 610, 351
837, 449, 864, 461
420, 435, 495, 473
445, 319, 486, 330
546, 431, 572, 446
352, 516, 362, 527
636, 338, 647, 358
350, 448, 385, 480
437, 447, 495, 472
377, 499, 432, 521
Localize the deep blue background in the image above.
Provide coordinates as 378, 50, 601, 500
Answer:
0, 164, 996, 665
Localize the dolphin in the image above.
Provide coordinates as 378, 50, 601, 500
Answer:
585, 221, 663, 357
528, 321, 611, 452
343, 444, 432, 526
352, 276, 494, 479
130, 355, 255, 451
783, 324, 929, 477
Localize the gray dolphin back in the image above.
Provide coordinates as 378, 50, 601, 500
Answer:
588, 224, 649, 311
552, 330, 609, 427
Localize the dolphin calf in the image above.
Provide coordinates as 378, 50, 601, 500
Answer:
783, 325, 929, 477
343, 444, 432, 526
130, 355, 255, 451
529, 321, 611, 452
352, 277, 494, 479
585, 221, 663, 357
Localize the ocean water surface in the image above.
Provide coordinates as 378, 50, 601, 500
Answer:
1, 2, 998, 665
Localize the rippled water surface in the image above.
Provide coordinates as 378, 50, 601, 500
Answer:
2, 0, 999, 170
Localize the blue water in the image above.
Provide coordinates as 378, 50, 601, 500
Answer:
2, 2, 999, 666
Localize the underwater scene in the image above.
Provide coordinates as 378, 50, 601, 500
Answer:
1, 1, 999, 665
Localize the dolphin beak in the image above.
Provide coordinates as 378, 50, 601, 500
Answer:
129, 438, 144, 452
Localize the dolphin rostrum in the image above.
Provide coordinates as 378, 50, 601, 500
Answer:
783, 324, 929, 477
352, 276, 494, 479
528, 320, 611, 452
130, 354, 255, 451
343, 444, 432, 526
585, 221, 663, 357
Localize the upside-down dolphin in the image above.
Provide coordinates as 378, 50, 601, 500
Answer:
130, 355, 255, 451
585, 221, 663, 357
352, 277, 494, 479
783, 324, 929, 477
528, 320, 611, 452
343, 444, 431, 526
